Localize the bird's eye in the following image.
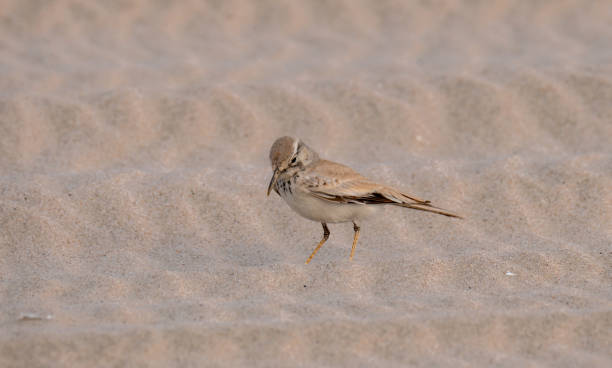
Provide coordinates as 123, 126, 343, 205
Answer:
290, 157, 297, 165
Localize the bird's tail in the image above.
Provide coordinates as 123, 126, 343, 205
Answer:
397, 202, 463, 219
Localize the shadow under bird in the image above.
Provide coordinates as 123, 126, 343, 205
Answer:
267, 136, 462, 264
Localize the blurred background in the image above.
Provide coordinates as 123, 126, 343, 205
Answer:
2, 0, 612, 172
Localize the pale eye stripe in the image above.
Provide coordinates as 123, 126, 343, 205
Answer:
291, 139, 299, 157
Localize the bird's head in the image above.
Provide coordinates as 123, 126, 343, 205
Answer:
267, 136, 319, 196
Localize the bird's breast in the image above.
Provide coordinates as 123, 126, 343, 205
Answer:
275, 175, 377, 223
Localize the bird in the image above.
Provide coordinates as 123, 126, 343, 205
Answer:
267, 136, 462, 264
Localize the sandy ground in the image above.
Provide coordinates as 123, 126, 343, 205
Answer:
1, 1, 611, 366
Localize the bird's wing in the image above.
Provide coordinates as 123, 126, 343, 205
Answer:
301, 160, 428, 204
301, 160, 462, 218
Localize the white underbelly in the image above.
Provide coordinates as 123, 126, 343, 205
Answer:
279, 189, 378, 223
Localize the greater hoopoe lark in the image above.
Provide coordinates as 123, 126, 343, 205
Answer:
267, 136, 461, 264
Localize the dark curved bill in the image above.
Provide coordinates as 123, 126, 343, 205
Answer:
267, 168, 280, 196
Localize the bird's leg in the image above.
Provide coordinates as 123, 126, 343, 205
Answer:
350, 222, 360, 261
306, 223, 330, 264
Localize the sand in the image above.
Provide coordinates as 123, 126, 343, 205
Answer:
1, 0, 611, 366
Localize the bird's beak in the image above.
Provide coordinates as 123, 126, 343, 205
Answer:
267, 168, 280, 196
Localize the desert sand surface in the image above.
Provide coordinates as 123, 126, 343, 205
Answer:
1, 1, 611, 367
